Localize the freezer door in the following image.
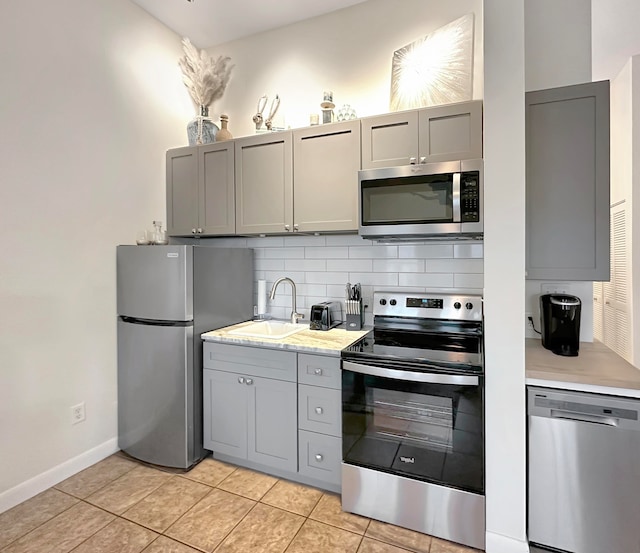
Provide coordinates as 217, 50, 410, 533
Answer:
117, 245, 193, 321
118, 319, 196, 468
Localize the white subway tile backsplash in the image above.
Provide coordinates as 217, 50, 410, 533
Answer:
326, 259, 373, 272
305, 271, 350, 284
327, 284, 350, 299
349, 245, 398, 259
453, 243, 484, 259
263, 270, 306, 283
399, 273, 455, 287
453, 273, 485, 289
201, 237, 248, 248
263, 247, 305, 259
398, 244, 454, 259
283, 235, 326, 247
255, 259, 285, 271
306, 246, 349, 259
284, 259, 327, 272
349, 272, 399, 286
373, 259, 425, 273
426, 259, 484, 273
325, 234, 368, 246
296, 283, 328, 297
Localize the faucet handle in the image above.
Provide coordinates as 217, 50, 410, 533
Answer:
291, 312, 304, 324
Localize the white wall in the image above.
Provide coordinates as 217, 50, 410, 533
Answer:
202, 0, 483, 136
523, 0, 595, 343
632, 57, 640, 366
0, 0, 190, 510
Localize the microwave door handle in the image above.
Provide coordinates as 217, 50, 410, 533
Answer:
452, 172, 461, 222
342, 361, 479, 386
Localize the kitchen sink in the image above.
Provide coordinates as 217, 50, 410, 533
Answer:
227, 320, 307, 339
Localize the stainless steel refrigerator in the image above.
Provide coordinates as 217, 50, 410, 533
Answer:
117, 245, 253, 469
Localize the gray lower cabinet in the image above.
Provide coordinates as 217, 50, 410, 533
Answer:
526, 80, 610, 280
296, 354, 342, 488
203, 343, 297, 472
166, 142, 235, 237
361, 100, 483, 169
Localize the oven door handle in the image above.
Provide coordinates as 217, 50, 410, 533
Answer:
342, 361, 479, 386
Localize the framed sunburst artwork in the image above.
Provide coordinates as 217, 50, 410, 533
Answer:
390, 13, 474, 111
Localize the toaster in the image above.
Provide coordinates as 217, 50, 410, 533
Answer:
309, 301, 343, 331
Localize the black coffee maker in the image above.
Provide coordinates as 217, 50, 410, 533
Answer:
540, 294, 581, 356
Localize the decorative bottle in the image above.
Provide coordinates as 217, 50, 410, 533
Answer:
216, 114, 233, 141
187, 105, 219, 146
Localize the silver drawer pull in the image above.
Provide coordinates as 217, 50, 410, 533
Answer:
315, 407, 323, 415
245, 378, 254, 385
314, 368, 323, 375
315, 454, 323, 462
238, 377, 245, 384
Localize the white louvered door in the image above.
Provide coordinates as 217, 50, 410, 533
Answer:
602, 202, 631, 361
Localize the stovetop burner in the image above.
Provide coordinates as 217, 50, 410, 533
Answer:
341, 291, 484, 374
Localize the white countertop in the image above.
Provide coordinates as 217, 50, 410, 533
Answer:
525, 338, 640, 397
201, 320, 369, 356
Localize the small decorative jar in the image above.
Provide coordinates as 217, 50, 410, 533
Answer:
216, 114, 233, 141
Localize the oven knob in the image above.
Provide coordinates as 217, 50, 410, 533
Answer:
380, 299, 387, 305
466, 302, 474, 310
390, 299, 397, 306
454, 302, 462, 310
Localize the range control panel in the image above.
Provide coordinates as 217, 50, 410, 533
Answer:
374, 291, 483, 321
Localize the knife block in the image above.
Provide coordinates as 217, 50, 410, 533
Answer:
345, 299, 363, 330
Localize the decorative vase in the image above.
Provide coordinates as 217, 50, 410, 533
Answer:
216, 114, 233, 141
187, 105, 219, 146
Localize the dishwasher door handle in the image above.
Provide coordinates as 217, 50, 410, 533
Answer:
551, 409, 619, 427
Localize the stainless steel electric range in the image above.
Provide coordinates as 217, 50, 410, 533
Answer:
341, 291, 485, 550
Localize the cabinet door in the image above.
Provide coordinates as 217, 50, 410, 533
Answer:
199, 142, 235, 235
166, 147, 198, 236
361, 111, 419, 169
293, 121, 361, 232
203, 369, 247, 459
418, 100, 483, 163
526, 81, 610, 280
247, 376, 297, 472
235, 132, 293, 234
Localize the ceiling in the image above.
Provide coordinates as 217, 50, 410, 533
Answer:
130, 0, 368, 48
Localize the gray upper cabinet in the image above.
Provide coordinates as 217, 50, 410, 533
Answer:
166, 142, 235, 237
293, 121, 361, 232
235, 132, 293, 235
526, 81, 610, 281
361, 101, 483, 169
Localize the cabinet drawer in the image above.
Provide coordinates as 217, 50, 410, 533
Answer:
298, 384, 341, 437
297, 353, 341, 389
203, 342, 297, 382
298, 430, 341, 486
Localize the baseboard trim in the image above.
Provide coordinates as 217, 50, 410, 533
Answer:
485, 531, 531, 553
0, 438, 119, 514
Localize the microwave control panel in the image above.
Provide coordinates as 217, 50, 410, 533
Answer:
460, 171, 480, 222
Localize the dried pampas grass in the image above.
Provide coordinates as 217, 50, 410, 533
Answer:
178, 37, 234, 108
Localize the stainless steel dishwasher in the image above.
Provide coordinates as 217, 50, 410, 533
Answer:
528, 386, 640, 553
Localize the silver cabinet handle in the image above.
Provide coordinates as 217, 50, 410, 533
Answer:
191, 228, 196, 234
315, 454, 323, 462
293, 224, 299, 232
314, 368, 323, 375
284, 224, 290, 231
197, 227, 203, 233
315, 407, 323, 415
409, 157, 417, 165
419, 156, 427, 164
238, 377, 245, 384
245, 378, 253, 385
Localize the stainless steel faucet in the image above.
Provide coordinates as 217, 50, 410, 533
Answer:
269, 277, 303, 324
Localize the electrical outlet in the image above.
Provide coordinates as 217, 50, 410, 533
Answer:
541, 282, 572, 294
71, 402, 85, 424
525, 313, 534, 331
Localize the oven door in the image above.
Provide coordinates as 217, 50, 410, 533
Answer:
342, 360, 484, 494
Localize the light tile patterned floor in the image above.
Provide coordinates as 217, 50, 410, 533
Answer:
0, 454, 481, 553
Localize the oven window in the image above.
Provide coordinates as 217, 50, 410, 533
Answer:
342, 371, 484, 494
361, 174, 453, 226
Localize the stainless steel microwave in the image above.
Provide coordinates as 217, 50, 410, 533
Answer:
358, 159, 483, 240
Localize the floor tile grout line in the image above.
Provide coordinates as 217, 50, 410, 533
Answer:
210, 500, 263, 553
